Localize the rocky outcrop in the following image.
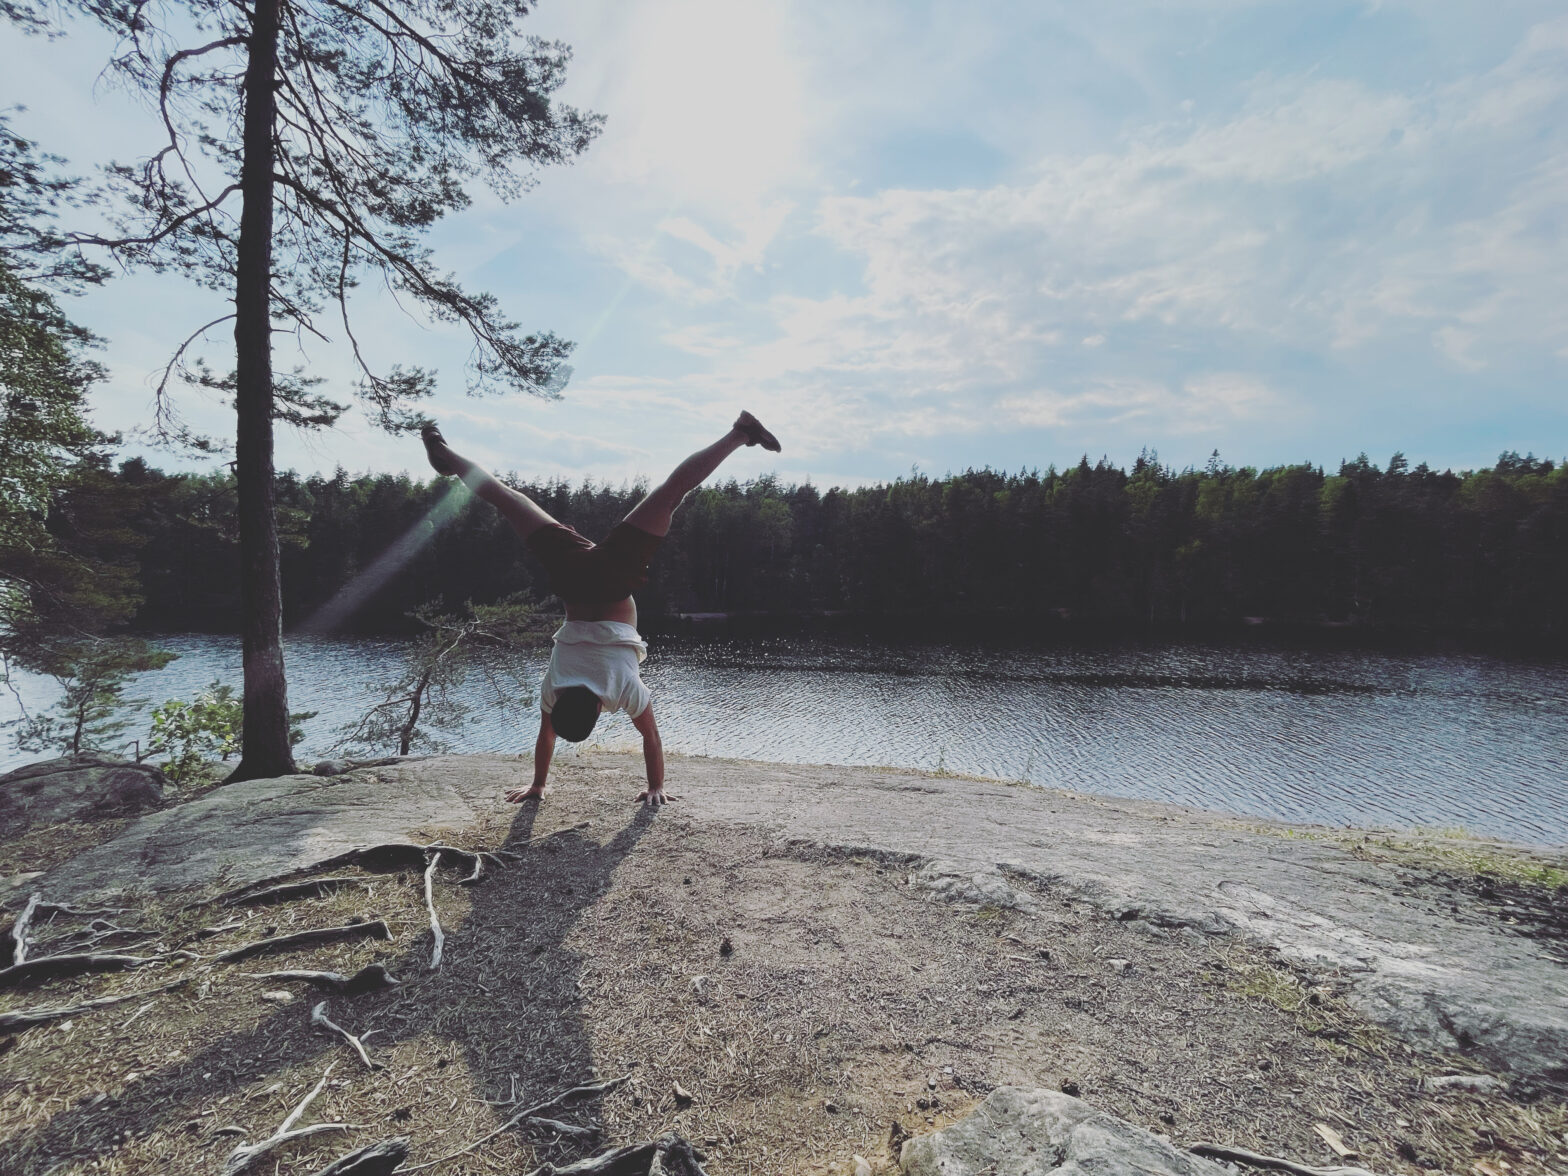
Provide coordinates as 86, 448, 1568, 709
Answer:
671, 755, 1568, 1083
0, 755, 166, 835
19, 750, 1568, 1083
35, 755, 524, 900
900, 1086, 1229, 1176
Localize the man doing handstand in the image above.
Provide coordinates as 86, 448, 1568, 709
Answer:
420, 412, 781, 806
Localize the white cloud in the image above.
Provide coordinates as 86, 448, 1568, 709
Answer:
684, 21, 1567, 448
1178, 373, 1280, 425
14, 1, 1564, 481
996, 373, 1278, 437
657, 203, 795, 278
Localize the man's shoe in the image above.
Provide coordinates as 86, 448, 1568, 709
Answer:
734, 410, 781, 452
420, 422, 460, 475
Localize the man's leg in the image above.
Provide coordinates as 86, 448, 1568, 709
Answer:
624, 411, 780, 537
422, 424, 557, 539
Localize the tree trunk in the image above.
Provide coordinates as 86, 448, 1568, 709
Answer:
398, 669, 430, 756
227, 0, 295, 782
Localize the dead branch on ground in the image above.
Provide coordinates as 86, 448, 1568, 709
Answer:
212, 920, 391, 964
398, 1075, 628, 1173
244, 963, 400, 993
0, 976, 188, 1032
423, 851, 444, 969
1190, 1143, 1379, 1176
310, 1000, 382, 1069
223, 1063, 353, 1176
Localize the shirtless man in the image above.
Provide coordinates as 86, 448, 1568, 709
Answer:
420, 412, 781, 805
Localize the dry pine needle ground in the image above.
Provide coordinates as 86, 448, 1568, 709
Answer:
0, 760, 1564, 1175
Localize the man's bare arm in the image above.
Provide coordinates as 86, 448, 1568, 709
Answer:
630, 701, 666, 805
506, 709, 556, 803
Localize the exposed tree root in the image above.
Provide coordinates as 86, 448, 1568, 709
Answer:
1191, 1142, 1380, 1176
212, 920, 392, 964
226, 876, 368, 907
0, 976, 188, 1033
244, 963, 401, 994
199, 842, 515, 909
423, 852, 444, 969
0, 951, 164, 989
352, 842, 515, 876
4, 897, 123, 921
6, 893, 40, 967
38, 920, 157, 956
521, 1134, 710, 1176
197, 918, 247, 940
43, 902, 126, 917
223, 1063, 354, 1176
310, 1000, 382, 1069
398, 1075, 628, 1173
309, 1137, 409, 1175
525, 1141, 654, 1175
527, 1116, 600, 1141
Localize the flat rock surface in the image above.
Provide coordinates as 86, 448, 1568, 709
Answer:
900, 1086, 1230, 1176
665, 756, 1568, 1082
32, 751, 1568, 1080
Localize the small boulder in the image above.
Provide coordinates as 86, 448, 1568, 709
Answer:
0, 755, 166, 835
899, 1086, 1230, 1176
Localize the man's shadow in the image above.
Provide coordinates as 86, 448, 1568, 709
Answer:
0, 800, 658, 1171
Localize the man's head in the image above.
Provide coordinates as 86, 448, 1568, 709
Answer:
550, 685, 602, 742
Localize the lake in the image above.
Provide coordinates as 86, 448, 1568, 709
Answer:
3, 632, 1565, 845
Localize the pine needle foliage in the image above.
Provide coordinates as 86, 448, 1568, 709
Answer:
335, 593, 543, 757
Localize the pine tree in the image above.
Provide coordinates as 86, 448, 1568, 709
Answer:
6, 0, 601, 778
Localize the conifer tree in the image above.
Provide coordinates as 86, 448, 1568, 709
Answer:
6, 0, 601, 778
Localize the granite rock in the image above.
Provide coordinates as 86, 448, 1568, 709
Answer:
899, 1086, 1230, 1176
0, 755, 166, 835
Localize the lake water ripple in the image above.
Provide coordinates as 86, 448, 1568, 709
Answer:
3, 634, 1563, 845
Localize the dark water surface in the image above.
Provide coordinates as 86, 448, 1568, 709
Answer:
4, 633, 1564, 845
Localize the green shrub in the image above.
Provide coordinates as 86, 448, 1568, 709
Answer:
148, 682, 241, 788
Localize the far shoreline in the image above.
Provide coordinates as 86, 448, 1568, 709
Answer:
115, 610, 1568, 655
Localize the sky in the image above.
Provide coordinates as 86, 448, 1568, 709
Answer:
3, 0, 1566, 490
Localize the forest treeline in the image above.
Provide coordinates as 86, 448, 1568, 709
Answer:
73, 449, 1568, 639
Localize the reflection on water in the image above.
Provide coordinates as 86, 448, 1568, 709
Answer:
3, 633, 1564, 845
